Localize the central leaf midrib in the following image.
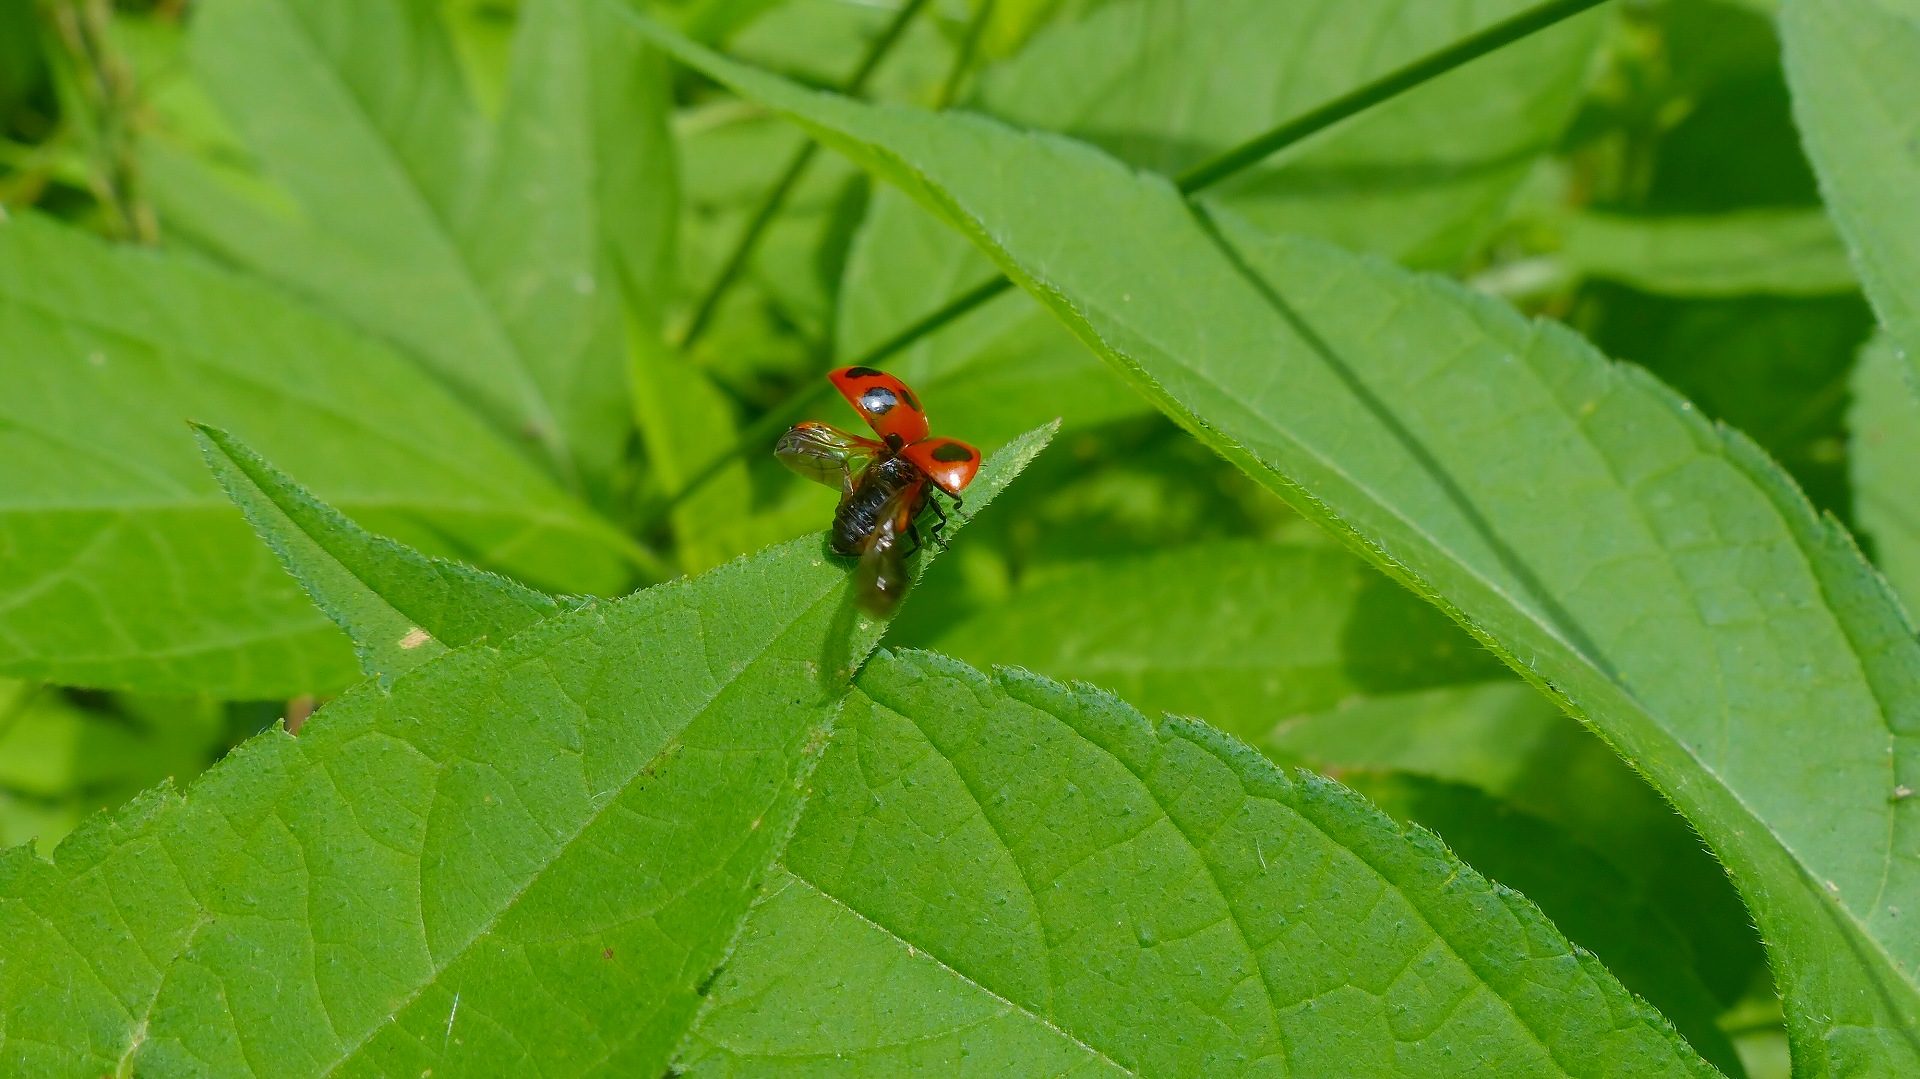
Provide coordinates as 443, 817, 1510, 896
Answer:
259, 0, 569, 476
1039, 207, 1920, 1007
777, 871, 1137, 1077
310, 568, 850, 1077
813, 668, 1613, 1078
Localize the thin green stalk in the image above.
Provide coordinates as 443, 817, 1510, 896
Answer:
650, 0, 1611, 522
44, 0, 155, 243
936, 0, 997, 110
677, 0, 933, 351
1173, 0, 1611, 194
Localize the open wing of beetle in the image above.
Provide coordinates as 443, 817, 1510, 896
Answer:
900, 436, 980, 497
853, 479, 926, 616
829, 366, 931, 447
775, 421, 883, 497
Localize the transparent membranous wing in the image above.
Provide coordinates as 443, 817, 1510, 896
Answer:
775, 422, 882, 498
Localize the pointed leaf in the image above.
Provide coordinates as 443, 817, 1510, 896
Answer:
678, 651, 1717, 1077
619, 26, 1920, 1071
193, 423, 575, 685
0, 427, 1053, 1077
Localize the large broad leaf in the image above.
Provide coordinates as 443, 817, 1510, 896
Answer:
837, 0, 1605, 454
976, 0, 1604, 268
1850, 336, 1920, 616
923, 536, 1764, 1069
0, 212, 636, 697
0, 425, 1053, 1077
627, 27, 1920, 1072
144, 0, 674, 500
675, 650, 1718, 1076
1781, 0, 1920, 378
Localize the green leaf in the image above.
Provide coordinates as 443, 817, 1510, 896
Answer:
925, 539, 1507, 742
836, 0, 1609, 454
0, 212, 635, 697
1347, 771, 1748, 1077
1579, 286, 1872, 524
144, 0, 674, 500
674, 101, 865, 382
1267, 684, 1770, 1019
1560, 209, 1858, 297
1850, 335, 1920, 616
0, 682, 234, 855
925, 534, 1770, 1046
1782, 0, 1920, 378
192, 423, 575, 686
835, 0, 1607, 450
976, 0, 1604, 268
0, 425, 1054, 1077
838, 186, 1147, 450
677, 650, 1717, 1076
628, 330, 755, 575
618, 30, 1920, 1071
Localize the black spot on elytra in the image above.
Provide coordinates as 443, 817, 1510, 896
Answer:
930, 442, 975, 463
900, 384, 920, 410
860, 387, 898, 414
843, 366, 884, 378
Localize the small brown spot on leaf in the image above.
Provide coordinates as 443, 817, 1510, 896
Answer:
285, 695, 318, 736
603, 947, 614, 960
399, 627, 432, 650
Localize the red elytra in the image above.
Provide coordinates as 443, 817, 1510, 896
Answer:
828, 366, 930, 449
825, 366, 979, 495
899, 436, 981, 497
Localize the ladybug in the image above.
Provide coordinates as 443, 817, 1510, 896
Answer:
775, 366, 981, 615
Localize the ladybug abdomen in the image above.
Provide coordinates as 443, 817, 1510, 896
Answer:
832, 456, 922, 556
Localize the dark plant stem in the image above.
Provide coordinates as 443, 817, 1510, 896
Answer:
651, 0, 1611, 521
677, 0, 933, 352
936, 0, 998, 110
46, 0, 156, 243
1172, 0, 1610, 194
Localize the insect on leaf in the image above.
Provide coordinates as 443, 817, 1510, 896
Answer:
0, 425, 1055, 1077
628, 23, 1920, 1072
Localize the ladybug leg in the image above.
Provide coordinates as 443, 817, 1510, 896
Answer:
926, 498, 950, 551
